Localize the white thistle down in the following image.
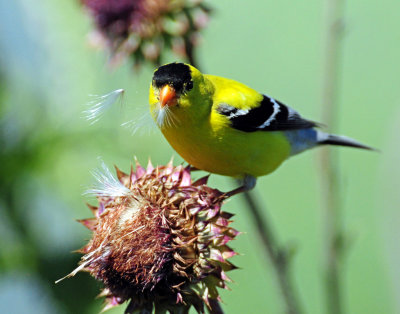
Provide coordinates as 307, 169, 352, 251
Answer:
83, 89, 124, 124
85, 159, 131, 198
121, 111, 157, 135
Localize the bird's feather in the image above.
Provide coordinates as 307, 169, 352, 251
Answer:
216, 95, 318, 132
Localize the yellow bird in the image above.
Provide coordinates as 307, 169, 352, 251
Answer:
149, 63, 372, 194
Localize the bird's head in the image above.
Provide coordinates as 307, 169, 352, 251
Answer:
149, 62, 213, 129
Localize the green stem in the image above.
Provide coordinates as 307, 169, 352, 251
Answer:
241, 187, 302, 314
320, 0, 346, 313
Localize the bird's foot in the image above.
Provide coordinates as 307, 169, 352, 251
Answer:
188, 165, 200, 172
226, 175, 257, 197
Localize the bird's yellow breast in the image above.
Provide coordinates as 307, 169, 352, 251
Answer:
160, 111, 291, 178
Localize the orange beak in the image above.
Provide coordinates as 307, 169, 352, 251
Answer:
159, 85, 177, 108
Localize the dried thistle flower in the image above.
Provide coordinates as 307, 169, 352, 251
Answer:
81, 0, 211, 67
62, 160, 238, 313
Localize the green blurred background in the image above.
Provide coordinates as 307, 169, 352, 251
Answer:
1, 0, 399, 313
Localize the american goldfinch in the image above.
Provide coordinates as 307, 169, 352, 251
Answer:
149, 63, 372, 193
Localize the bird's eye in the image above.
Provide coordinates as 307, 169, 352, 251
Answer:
181, 81, 193, 95
186, 80, 194, 91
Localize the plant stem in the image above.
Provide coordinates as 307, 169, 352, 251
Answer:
320, 0, 346, 313
241, 188, 302, 314
183, 35, 197, 68
181, 8, 199, 69
209, 299, 224, 314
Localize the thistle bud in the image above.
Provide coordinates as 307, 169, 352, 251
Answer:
63, 160, 238, 313
80, 0, 212, 67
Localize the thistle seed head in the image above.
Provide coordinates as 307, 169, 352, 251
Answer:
67, 160, 238, 313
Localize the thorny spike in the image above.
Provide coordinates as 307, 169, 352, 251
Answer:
77, 218, 97, 231
134, 157, 146, 178
167, 157, 174, 170
220, 212, 235, 220
146, 159, 154, 173
210, 249, 226, 263
193, 175, 210, 186
114, 165, 128, 182
73, 247, 89, 254
130, 165, 136, 186
181, 168, 192, 187
101, 296, 120, 313
176, 292, 183, 304
98, 202, 105, 216
170, 166, 182, 183
220, 271, 232, 283
86, 203, 98, 216
97, 288, 111, 298
221, 248, 238, 260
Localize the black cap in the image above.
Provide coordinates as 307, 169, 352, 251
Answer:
153, 63, 194, 93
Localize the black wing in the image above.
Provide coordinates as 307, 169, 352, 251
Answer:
216, 95, 318, 132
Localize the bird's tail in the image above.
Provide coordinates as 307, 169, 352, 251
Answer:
317, 131, 375, 150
